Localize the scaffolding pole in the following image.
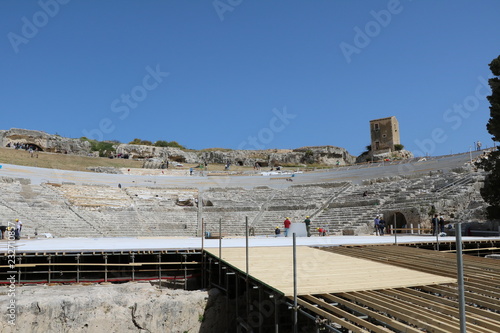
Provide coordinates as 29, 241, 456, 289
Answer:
293, 233, 298, 333
456, 223, 467, 333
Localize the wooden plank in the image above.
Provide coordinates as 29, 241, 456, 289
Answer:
421, 285, 500, 313
303, 295, 393, 333
379, 290, 495, 333
397, 288, 500, 332
296, 298, 369, 333
340, 291, 459, 333
321, 294, 421, 333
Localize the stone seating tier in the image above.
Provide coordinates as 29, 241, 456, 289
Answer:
0, 170, 485, 238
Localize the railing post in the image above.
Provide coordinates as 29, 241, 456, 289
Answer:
131, 253, 135, 282
104, 254, 108, 282
76, 254, 80, 283
158, 253, 162, 286
48, 255, 51, 283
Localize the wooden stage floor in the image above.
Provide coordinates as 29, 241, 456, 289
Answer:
206, 246, 456, 296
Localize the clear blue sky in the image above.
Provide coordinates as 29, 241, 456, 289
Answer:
1, 0, 499, 157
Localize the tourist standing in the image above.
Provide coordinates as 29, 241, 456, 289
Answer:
15, 218, 22, 239
374, 215, 380, 236
304, 216, 311, 237
439, 216, 445, 233
378, 218, 386, 236
431, 214, 439, 236
283, 217, 291, 237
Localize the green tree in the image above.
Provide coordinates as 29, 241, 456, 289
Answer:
129, 138, 143, 145
93, 141, 116, 157
154, 140, 170, 147
302, 149, 315, 164
487, 55, 500, 141
479, 55, 500, 219
166, 141, 185, 149
129, 138, 152, 146
80, 137, 116, 157
394, 144, 404, 151
154, 140, 186, 149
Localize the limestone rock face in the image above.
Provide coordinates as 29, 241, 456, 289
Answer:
115, 144, 199, 163
0, 283, 224, 333
356, 149, 414, 163
292, 146, 356, 165
0, 128, 91, 155
0, 128, 357, 166
118, 145, 356, 167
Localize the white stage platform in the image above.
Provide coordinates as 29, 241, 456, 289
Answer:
2, 235, 497, 253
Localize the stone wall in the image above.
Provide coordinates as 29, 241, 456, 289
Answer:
0, 283, 228, 333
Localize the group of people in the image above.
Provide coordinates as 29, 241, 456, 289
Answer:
275, 216, 326, 237
0, 218, 22, 240
431, 214, 446, 236
374, 214, 447, 236
7, 142, 38, 151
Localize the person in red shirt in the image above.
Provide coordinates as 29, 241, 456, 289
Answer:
317, 227, 327, 236
283, 217, 291, 237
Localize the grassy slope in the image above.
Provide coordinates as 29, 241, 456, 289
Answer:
0, 148, 262, 172
0, 148, 143, 172
0, 148, 310, 172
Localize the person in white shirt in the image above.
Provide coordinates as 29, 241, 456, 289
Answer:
15, 218, 22, 238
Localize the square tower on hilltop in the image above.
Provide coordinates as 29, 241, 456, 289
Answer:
370, 116, 400, 152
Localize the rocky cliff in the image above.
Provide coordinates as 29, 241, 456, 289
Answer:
0, 282, 227, 333
356, 149, 414, 163
0, 128, 91, 155
0, 128, 357, 166
121, 144, 357, 168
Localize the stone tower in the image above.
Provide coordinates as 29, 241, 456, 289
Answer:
370, 116, 400, 152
